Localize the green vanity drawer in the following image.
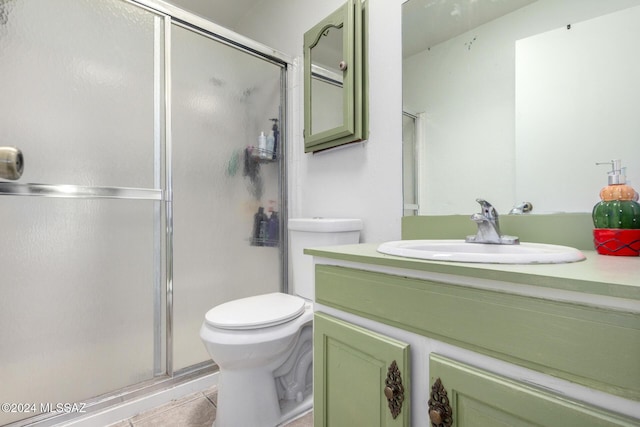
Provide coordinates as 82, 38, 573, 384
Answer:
315, 265, 640, 401
429, 354, 638, 427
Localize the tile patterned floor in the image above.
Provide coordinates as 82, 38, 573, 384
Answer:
108, 386, 313, 427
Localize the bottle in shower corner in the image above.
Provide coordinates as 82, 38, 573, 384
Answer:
266, 131, 275, 159
266, 211, 279, 247
258, 132, 267, 159
252, 207, 268, 246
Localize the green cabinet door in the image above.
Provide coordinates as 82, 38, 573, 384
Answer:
303, 0, 367, 153
429, 354, 639, 427
314, 312, 410, 427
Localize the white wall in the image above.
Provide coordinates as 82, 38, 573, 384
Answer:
235, 0, 405, 243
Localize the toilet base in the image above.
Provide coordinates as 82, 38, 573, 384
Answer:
213, 394, 312, 427
213, 368, 312, 427
214, 368, 279, 427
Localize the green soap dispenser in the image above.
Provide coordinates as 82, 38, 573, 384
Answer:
592, 160, 640, 256
592, 160, 640, 229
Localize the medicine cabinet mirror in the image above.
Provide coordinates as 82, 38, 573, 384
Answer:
304, 0, 367, 153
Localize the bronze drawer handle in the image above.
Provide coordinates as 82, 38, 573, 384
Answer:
428, 378, 453, 427
385, 360, 405, 419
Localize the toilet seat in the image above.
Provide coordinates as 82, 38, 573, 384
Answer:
204, 293, 306, 330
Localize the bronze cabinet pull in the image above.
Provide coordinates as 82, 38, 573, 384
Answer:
384, 360, 405, 419
428, 378, 453, 427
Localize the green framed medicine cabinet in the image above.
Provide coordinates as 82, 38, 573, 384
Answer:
303, 0, 368, 153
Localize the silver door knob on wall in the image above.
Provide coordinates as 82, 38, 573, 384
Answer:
0, 147, 24, 180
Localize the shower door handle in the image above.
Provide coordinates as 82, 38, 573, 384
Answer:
0, 146, 24, 180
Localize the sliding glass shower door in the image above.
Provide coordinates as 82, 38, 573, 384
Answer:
0, 0, 287, 425
0, 0, 161, 424
171, 24, 284, 370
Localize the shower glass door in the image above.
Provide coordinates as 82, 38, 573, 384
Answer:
171, 24, 285, 370
0, 0, 162, 424
0, 0, 288, 424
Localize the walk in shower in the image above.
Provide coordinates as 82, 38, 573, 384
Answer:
0, 0, 288, 425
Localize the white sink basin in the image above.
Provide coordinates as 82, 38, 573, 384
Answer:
377, 240, 586, 264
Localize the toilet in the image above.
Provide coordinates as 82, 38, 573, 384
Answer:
200, 218, 362, 427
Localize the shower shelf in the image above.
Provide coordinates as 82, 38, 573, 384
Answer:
250, 237, 279, 247
249, 147, 277, 163
0, 182, 162, 201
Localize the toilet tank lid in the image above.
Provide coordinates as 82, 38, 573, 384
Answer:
204, 293, 306, 330
288, 218, 362, 232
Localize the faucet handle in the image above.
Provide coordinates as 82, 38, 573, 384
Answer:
475, 198, 498, 220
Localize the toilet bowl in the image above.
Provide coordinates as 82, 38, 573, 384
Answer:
200, 218, 362, 427
200, 293, 313, 427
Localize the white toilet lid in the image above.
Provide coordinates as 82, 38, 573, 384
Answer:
204, 293, 306, 330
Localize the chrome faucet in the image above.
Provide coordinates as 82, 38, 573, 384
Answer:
465, 199, 519, 245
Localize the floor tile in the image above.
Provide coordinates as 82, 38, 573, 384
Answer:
109, 386, 312, 427
282, 411, 313, 427
130, 393, 216, 427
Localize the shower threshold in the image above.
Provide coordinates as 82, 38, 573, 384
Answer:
8, 363, 218, 427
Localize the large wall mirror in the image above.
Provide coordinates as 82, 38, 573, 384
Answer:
304, 0, 367, 153
403, 0, 640, 215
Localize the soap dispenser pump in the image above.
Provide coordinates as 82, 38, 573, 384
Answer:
592, 159, 640, 256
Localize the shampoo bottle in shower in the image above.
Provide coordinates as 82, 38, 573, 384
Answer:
258, 132, 267, 159
266, 211, 279, 247
252, 206, 268, 246
266, 131, 275, 159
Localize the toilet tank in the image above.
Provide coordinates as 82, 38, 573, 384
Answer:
288, 218, 362, 300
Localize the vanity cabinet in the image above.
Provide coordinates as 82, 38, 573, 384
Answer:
429, 354, 635, 426
313, 312, 410, 426
309, 254, 640, 426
